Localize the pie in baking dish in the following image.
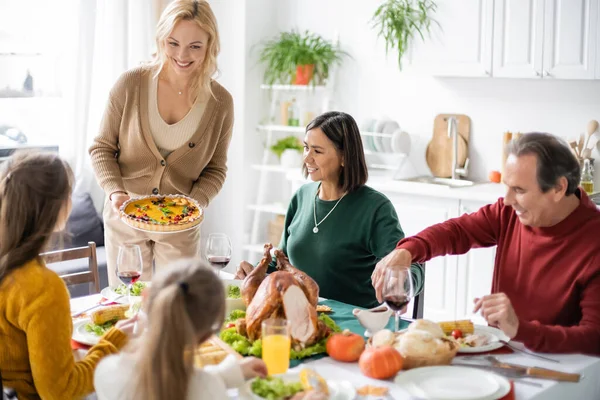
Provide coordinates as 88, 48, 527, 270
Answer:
119, 194, 203, 232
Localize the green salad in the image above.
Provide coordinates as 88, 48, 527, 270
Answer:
114, 281, 147, 296
84, 319, 118, 336
226, 284, 241, 299
220, 310, 341, 360
251, 377, 303, 400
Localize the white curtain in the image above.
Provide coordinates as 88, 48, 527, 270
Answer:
63, 0, 154, 210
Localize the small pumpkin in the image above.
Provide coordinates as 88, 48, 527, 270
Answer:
326, 329, 365, 362
359, 346, 403, 379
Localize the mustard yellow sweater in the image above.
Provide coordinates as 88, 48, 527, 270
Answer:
89, 66, 234, 208
0, 259, 127, 400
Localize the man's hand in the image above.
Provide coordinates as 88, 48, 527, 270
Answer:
371, 248, 413, 303
111, 192, 130, 212
473, 293, 519, 339
234, 261, 253, 280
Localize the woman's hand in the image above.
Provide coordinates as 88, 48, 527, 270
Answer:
240, 357, 268, 380
111, 192, 130, 212
115, 315, 139, 337
234, 261, 254, 280
371, 248, 413, 303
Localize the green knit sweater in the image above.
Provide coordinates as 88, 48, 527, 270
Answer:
269, 182, 424, 308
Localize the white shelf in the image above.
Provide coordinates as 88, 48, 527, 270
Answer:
247, 204, 287, 215
257, 125, 305, 133
260, 84, 327, 91
361, 131, 393, 138
251, 164, 299, 173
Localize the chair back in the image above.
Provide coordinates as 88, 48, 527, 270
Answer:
41, 241, 100, 294
412, 263, 426, 319
1, 369, 17, 400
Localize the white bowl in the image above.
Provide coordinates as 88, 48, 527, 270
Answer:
222, 279, 246, 316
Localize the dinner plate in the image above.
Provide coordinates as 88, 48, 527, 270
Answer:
246, 372, 356, 400
100, 281, 150, 304
222, 279, 246, 315
457, 325, 510, 353
395, 366, 510, 400
72, 318, 101, 346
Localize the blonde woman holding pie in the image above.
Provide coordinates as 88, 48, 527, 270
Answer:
89, 0, 233, 285
236, 112, 423, 309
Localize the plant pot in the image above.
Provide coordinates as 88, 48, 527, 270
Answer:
294, 64, 314, 85
280, 149, 303, 168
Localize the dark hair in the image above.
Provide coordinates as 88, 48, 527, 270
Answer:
303, 111, 368, 193
506, 132, 581, 195
0, 151, 73, 285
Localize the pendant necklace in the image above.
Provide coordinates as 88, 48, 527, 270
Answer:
313, 188, 346, 234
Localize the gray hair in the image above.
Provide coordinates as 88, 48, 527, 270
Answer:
506, 132, 581, 195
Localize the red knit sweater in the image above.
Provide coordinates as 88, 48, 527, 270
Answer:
397, 190, 600, 355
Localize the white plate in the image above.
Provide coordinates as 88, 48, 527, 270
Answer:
72, 318, 101, 346
101, 281, 150, 304
395, 366, 510, 400
246, 372, 356, 400
457, 325, 510, 353
382, 121, 400, 153
391, 129, 411, 155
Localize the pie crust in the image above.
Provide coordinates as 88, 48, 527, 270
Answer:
119, 194, 203, 232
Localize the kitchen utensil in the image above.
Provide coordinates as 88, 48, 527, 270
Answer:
569, 140, 580, 158
71, 296, 124, 318
585, 120, 599, 149
578, 133, 585, 157
498, 340, 560, 363
452, 364, 544, 387
484, 356, 580, 382
582, 148, 592, 159
426, 114, 471, 178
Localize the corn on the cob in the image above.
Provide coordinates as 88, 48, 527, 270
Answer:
438, 320, 475, 335
195, 342, 227, 367
91, 304, 129, 325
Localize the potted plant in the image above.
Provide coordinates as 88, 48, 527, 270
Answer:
270, 136, 304, 167
258, 30, 347, 86
371, 0, 438, 70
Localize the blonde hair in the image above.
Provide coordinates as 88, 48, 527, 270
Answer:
149, 0, 220, 99
128, 258, 225, 400
0, 151, 73, 285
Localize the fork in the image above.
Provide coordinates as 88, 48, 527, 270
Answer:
499, 340, 560, 363
71, 296, 124, 318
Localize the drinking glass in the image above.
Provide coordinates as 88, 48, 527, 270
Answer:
261, 319, 291, 375
382, 266, 414, 332
205, 233, 232, 277
116, 244, 143, 312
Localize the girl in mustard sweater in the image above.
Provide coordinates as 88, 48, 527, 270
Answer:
0, 152, 134, 400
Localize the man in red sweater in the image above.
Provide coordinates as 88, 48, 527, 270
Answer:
373, 132, 600, 355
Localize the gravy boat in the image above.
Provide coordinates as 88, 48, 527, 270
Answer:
352, 305, 393, 337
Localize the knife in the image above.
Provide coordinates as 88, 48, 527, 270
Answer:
486, 358, 580, 383
452, 363, 544, 387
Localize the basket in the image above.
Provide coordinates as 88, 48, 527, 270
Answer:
367, 332, 459, 370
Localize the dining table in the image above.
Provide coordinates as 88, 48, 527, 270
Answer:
70, 271, 600, 400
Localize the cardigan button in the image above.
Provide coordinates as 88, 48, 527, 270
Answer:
160, 160, 166, 167
189, 142, 195, 148
152, 188, 159, 195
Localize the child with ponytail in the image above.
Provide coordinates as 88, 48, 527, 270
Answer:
0, 152, 135, 400
94, 259, 268, 399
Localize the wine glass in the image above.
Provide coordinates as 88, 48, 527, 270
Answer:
116, 244, 143, 312
382, 266, 414, 332
205, 233, 232, 277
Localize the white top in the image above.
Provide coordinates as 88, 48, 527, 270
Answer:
94, 353, 245, 400
148, 74, 206, 158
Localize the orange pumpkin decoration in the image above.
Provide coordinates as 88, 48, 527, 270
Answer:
326, 329, 365, 362
359, 346, 403, 379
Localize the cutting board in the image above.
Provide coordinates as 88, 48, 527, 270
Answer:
426, 114, 471, 178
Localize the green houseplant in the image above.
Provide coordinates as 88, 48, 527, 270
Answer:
258, 30, 347, 86
371, 0, 438, 70
270, 136, 303, 159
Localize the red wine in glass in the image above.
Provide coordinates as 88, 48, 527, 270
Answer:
208, 256, 231, 270
384, 295, 410, 312
117, 270, 141, 286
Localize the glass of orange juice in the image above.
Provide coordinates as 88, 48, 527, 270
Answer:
261, 319, 291, 375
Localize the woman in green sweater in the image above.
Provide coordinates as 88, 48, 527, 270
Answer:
237, 111, 423, 309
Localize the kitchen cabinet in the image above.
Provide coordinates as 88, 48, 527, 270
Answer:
388, 193, 461, 322
404, 0, 494, 77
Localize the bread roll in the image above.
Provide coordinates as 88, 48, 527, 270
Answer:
395, 330, 440, 358
371, 329, 395, 347
407, 319, 444, 339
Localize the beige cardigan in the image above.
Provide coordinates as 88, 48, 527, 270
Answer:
89, 67, 234, 208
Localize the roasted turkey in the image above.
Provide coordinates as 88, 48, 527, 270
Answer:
237, 244, 329, 346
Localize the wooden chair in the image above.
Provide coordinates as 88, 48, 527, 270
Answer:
41, 241, 100, 294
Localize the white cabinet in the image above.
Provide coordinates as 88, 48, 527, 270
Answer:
388, 193, 460, 322
454, 200, 497, 325
492, 0, 545, 78
543, 0, 598, 79
405, 0, 494, 77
